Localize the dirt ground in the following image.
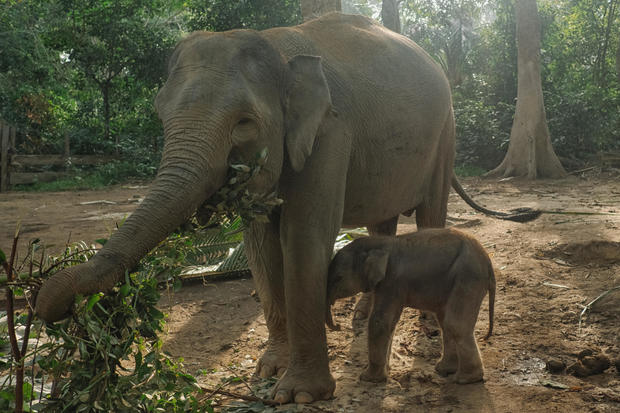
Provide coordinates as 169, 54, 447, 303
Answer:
1, 174, 619, 412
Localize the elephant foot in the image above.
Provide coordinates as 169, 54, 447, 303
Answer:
454, 370, 484, 384
256, 340, 289, 378
435, 359, 458, 377
352, 292, 372, 322
271, 364, 335, 404
359, 367, 388, 383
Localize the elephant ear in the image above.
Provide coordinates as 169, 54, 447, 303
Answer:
284, 55, 332, 172
364, 249, 390, 290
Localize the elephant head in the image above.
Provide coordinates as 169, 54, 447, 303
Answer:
36, 30, 334, 322
325, 245, 390, 331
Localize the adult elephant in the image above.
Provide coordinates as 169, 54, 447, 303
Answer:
36, 13, 537, 403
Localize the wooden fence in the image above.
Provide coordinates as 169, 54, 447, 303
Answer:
0, 121, 115, 192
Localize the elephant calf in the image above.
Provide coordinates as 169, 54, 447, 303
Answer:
326, 228, 495, 384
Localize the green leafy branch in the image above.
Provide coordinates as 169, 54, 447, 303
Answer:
199, 148, 283, 225
0, 229, 215, 413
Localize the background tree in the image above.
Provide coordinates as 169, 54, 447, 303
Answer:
488, 0, 565, 178
540, 0, 619, 165
186, 0, 301, 32
0, 0, 64, 152
617, 31, 620, 83
381, 0, 401, 32
1, 0, 618, 189
401, 1, 485, 88
301, 0, 341, 21
49, 0, 179, 153
343, 0, 381, 16
592, 0, 618, 87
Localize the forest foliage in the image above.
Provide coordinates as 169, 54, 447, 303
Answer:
1, 0, 619, 181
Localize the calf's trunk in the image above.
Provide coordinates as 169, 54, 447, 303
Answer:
325, 302, 341, 331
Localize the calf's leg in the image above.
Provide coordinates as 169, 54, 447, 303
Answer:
361, 296, 403, 382
353, 217, 399, 323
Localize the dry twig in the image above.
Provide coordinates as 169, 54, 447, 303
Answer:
578, 286, 620, 331
198, 386, 280, 406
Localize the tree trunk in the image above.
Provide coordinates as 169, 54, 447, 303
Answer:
594, 0, 618, 86
616, 29, 620, 84
381, 0, 401, 33
301, 0, 341, 22
444, 21, 464, 87
487, 0, 566, 179
101, 82, 116, 154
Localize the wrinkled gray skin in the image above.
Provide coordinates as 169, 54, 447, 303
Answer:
36, 13, 517, 403
326, 228, 495, 384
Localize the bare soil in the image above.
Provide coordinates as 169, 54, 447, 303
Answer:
1, 174, 619, 412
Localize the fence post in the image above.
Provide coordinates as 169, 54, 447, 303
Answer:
1, 122, 9, 192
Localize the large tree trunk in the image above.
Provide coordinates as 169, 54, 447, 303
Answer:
301, 0, 341, 22
487, 0, 566, 179
381, 0, 401, 33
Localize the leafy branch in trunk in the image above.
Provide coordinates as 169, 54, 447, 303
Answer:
198, 148, 283, 226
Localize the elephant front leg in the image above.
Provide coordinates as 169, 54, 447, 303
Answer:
244, 221, 288, 378
270, 113, 349, 403
271, 230, 337, 404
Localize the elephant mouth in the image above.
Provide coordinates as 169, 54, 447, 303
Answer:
192, 148, 282, 226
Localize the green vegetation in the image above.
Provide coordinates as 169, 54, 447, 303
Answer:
454, 164, 487, 178
1, 1, 618, 188
398, 0, 620, 171
14, 160, 157, 191
0, 216, 252, 412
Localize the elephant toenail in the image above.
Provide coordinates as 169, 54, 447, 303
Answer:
274, 390, 290, 404
294, 391, 314, 404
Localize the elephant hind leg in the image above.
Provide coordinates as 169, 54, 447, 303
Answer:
352, 216, 399, 325
435, 310, 459, 376
416, 114, 455, 229
415, 161, 451, 228
444, 272, 486, 383
415, 186, 449, 228
245, 220, 288, 378
367, 215, 399, 236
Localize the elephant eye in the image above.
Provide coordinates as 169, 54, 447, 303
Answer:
232, 117, 258, 144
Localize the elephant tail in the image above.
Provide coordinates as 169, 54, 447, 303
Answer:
451, 174, 541, 222
484, 262, 496, 340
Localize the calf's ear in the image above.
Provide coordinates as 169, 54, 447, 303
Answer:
364, 249, 389, 289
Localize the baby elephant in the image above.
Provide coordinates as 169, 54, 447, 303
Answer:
326, 228, 495, 384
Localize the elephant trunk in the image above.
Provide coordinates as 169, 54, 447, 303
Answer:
325, 306, 340, 331
35, 126, 228, 322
